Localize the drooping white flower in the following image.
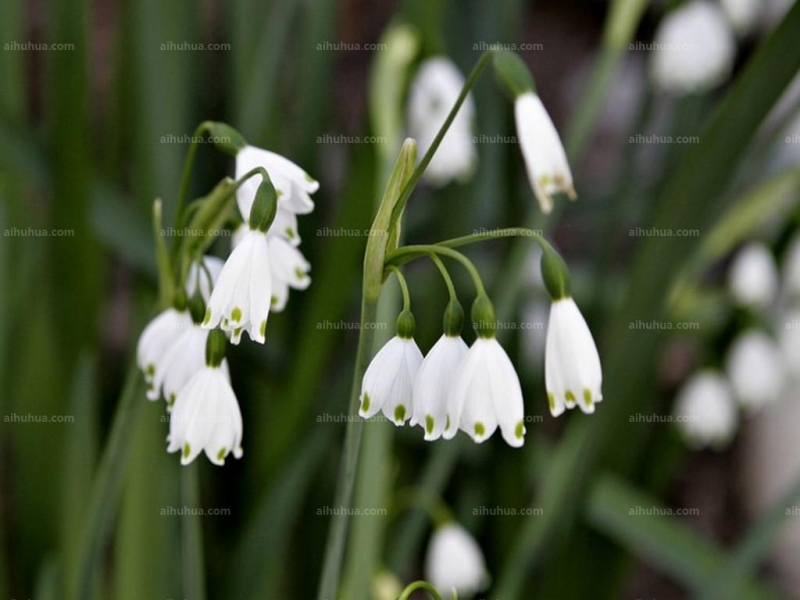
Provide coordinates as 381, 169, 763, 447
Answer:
149, 324, 233, 410
407, 56, 477, 186
359, 335, 423, 425
514, 91, 576, 214
137, 308, 192, 387
728, 242, 779, 310
650, 1, 735, 95
235, 144, 318, 213
425, 523, 488, 596
167, 361, 243, 466
673, 370, 738, 449
448, 337, 526, 447
720, 0, 760, 34
232, 224, 311, 313
726, 330, 786, 410
411, 334, 469, 441
544, 297, 603, 417
202, 228, 272, 345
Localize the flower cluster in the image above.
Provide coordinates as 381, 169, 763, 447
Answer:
359, 247, 602, 448
136, 125, 318, 466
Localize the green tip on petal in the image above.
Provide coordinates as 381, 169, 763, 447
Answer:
445, 414, 451, 431
565, 390, 576, 405
583, 389, 593, 408
361, 393, 371, 413
231, 307, 242, 323
294, 267, 307, 281
182, 443, 191, 460
145, 364, 155, 377
515, 421, 525, 439
547, 392, 556, 413
425, 415, 434, 435
394, 405, 406, 423
271, 295, 278, 306
168, 393, 176, 407
474, 422, 485, 437
217, 447, 227, 462
285, 228, 295, 239
260, 320, 267, 338
202, 307, 211, 325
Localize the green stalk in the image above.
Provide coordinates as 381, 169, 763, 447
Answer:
398, 581, 445, 600
180, 465, 206, 600
317, 140, 418, 599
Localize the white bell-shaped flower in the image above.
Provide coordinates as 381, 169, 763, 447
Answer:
235, 144, 318, 244
545, 297, 603, 417
407, 56, 477, 186
425, 523, 489, 596
359, 334, 423, 425
232, 224, 311, 313
203, 228, 272, 345
726, 330, 787, 410
514, 91, 576, 214
411, 334, 469, 441
728, 242, 779, 310
650, 1, 735, 95
137, 308, 192, 387
167, 360, 243, 466
448, 337, 526, 447
673, 370, 738, 449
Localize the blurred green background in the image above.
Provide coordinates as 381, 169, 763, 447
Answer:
2, 0, 800, 598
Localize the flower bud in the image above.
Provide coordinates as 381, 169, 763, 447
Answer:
206, 121, 247, 156
248, 176, 278, 233
493, 50, 535, 100
205, 328, 228, 368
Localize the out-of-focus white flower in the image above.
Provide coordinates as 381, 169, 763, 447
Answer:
545, 297, 603, 417
726, 330, 787, 410
203, 228, 272, 345
650, 1, 735, 95
167, 361, 243, 466
448, 337, 526, 447
720, 0, 760, 34
778, 309, 800, 374
514, 91, 576, 213
359, 335, 423, 425
674, 370, 738, 449
728, 242, 779, 310
407, 57, 477, 186
425, 523, 489, 596
137, 308, 192, 388
411, 334, 469, 441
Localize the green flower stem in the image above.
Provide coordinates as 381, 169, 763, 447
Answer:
385, 245, 486, 297
388, 50, 494, 230
428, 253, 458, 303
180, 464, 206, 600
386, 265, 411, 311
317, 140, 417, 600
398, 580, 446, 600
175, 120, 214, 230
316, 295, 379, 599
